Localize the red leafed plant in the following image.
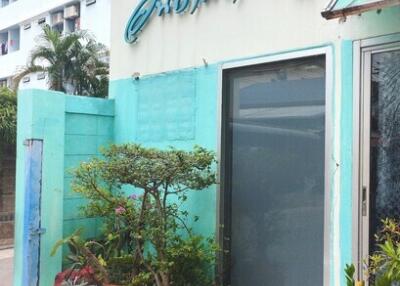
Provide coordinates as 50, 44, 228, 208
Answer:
54, 266, 97, 286
51, 229, 109, 286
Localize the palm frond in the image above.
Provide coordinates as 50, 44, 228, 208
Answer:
30, 46, 56, 65
39, 25, 61, 48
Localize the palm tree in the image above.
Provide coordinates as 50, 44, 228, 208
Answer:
69, 39, 109, 97
13, 25, 109, 97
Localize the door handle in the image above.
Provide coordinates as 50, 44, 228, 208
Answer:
362, 186, 367, 217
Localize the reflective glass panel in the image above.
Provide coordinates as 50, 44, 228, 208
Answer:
370, 50, 400, 248
223, 56, 326, 286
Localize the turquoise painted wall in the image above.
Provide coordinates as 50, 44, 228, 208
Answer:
110, 65, 219, 236
63, 96, 114, 260
15, 89, 66, 286
340, 41, 354, 285
14, 90, 114, 286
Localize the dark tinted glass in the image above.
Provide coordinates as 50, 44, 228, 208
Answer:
224, 56, 326, 286
370, 50, 400, 249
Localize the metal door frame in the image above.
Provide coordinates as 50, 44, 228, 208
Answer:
217, 46, 333, 286
353, 34, 400, 281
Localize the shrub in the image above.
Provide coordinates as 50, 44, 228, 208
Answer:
0, 87, 17, 146
55, 144, 218, 286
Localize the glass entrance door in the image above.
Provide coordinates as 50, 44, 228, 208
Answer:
359, 45, 400, 277
221, 55, 327, 285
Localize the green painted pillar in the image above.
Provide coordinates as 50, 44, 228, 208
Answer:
14, 89, 66, 286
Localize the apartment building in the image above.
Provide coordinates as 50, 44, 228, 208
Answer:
0, 0, 111, 90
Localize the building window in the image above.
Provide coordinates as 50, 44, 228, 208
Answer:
0, 0, 17, 8
8, 27, 20, 52
0, 27, 20, 55
51, 10, 64, 34
0, 32, 8, 56
220, 54, 328, 285
1, 0, 9, 8
355, 41, 400, 281
64, 4, 80, 33
50, 4, 81, 34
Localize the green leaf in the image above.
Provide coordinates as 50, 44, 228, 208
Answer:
344, 263, 355, 286
50, 228, 83, 257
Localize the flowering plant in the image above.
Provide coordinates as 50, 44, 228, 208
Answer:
69, 144, 217, 286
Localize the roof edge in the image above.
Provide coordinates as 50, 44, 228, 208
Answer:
321, 0, 400, 19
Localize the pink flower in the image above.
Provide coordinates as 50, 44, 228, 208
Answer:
115, 206, 126, 215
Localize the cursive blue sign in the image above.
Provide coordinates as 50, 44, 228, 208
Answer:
125, 0, 237, 44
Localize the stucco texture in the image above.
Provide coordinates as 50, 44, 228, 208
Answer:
111, 65, 220, 237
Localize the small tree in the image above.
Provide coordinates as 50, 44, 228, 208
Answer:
71, 144, 217, 286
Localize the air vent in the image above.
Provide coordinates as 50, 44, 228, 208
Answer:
51, 11, 64, 26
38, 17, 46, 25
22, 76, 30, 83
64, 4, 79, 19
37, 72, 45, 80
86, 0, 96, 6
23, 23, 31, 30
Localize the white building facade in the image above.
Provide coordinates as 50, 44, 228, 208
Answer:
0, 0, 111, 90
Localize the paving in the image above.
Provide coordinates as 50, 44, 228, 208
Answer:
0, 248, 13, 286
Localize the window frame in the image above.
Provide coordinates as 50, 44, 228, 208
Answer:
352, 34, 400, 282
216, 46, 333, 286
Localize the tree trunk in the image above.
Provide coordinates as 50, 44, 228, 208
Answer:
160, 272, 170, 286
153, 272, 169, 286
132, 191, 149, 276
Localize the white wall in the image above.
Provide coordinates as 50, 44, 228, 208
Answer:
0, 11, 53, 79
80, 0, 111, 45
110, 0, 400, 79
19, 72, 48, 90
0, 0, 74, 31
0, 49, 23, 79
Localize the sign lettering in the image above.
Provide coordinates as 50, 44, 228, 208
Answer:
125, 0, 237, 44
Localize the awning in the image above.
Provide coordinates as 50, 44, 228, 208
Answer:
322, 0, 400, 19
